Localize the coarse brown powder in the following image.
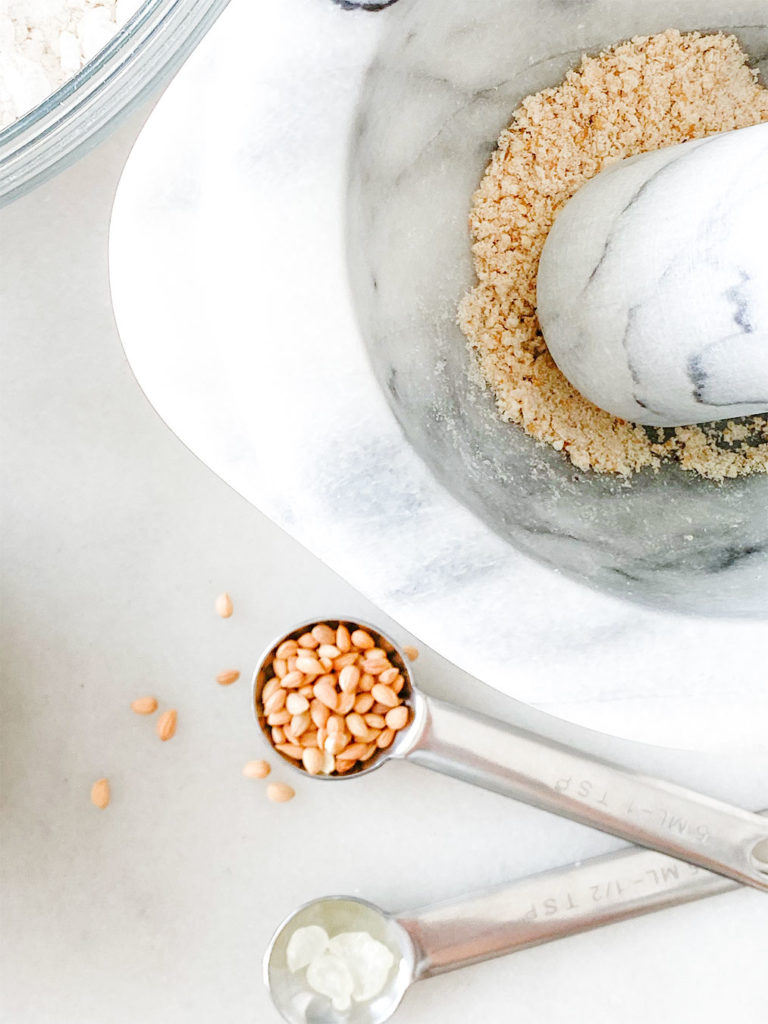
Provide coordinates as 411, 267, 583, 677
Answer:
458, 29, 768, 479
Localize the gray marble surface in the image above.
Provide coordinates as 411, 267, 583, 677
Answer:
109, 0, 768, 750
348, 0, 768, 617
538, 124, 768, 426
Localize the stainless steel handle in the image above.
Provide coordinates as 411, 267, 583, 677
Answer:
402, 694, 768, 892
397, 826, 763, 979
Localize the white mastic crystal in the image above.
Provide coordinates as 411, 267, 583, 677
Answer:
286, 925, 329, 974
5, 54, 50, 114
77, 6, 113, 60
115, 0, 141, 29
328, 932, 396, 1002
0, 16, 16, 53
57, 30, 81, 74
0, 1, 144, 129
306, 952, 355, 1012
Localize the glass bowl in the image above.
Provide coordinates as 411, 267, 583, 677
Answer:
0, 0, 230, 208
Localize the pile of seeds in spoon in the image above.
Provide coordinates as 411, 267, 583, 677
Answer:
257, 623, 412, 775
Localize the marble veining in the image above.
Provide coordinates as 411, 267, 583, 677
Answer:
347, 0, 768, 617
110, 0, 768, 751
332, 0, 401, 9
537, 124, 768, 425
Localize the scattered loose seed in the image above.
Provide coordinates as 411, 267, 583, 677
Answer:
403, 646, 419, 661
243, 759, 271, 779
156, 709, 178, 741
130, 696, 158, 715
215, 592, 233, 618
90, 777, 110, 809
216, 669, 240, 686
267, 782, 296, 803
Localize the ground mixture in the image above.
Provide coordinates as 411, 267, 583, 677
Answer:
458, 29, 768, 479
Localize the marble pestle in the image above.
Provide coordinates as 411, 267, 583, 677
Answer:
536, 122, 768, 427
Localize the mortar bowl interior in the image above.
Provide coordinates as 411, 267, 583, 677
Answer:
347, 0, 768, 617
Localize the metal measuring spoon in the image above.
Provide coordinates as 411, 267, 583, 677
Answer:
252, 620, 768, 891
265, 811, 767, 1024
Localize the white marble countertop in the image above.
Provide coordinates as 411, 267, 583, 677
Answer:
1, 3, 767, 1023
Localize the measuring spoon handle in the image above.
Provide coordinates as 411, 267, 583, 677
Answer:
402, 695, 768, 892
396, 828, 763, 979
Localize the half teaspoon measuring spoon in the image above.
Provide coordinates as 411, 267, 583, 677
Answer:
265, 810, 768, 1024
252, 620, 768, 891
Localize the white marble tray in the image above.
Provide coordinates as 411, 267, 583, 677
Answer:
109, 0, 768, 751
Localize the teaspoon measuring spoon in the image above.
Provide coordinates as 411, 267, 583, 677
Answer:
253, 620, 768, 891
265, 811, 767, 1024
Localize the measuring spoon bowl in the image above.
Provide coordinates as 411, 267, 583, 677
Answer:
265, 896, 415, 1024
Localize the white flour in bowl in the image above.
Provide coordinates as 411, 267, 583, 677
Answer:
0, 0, 143, 129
